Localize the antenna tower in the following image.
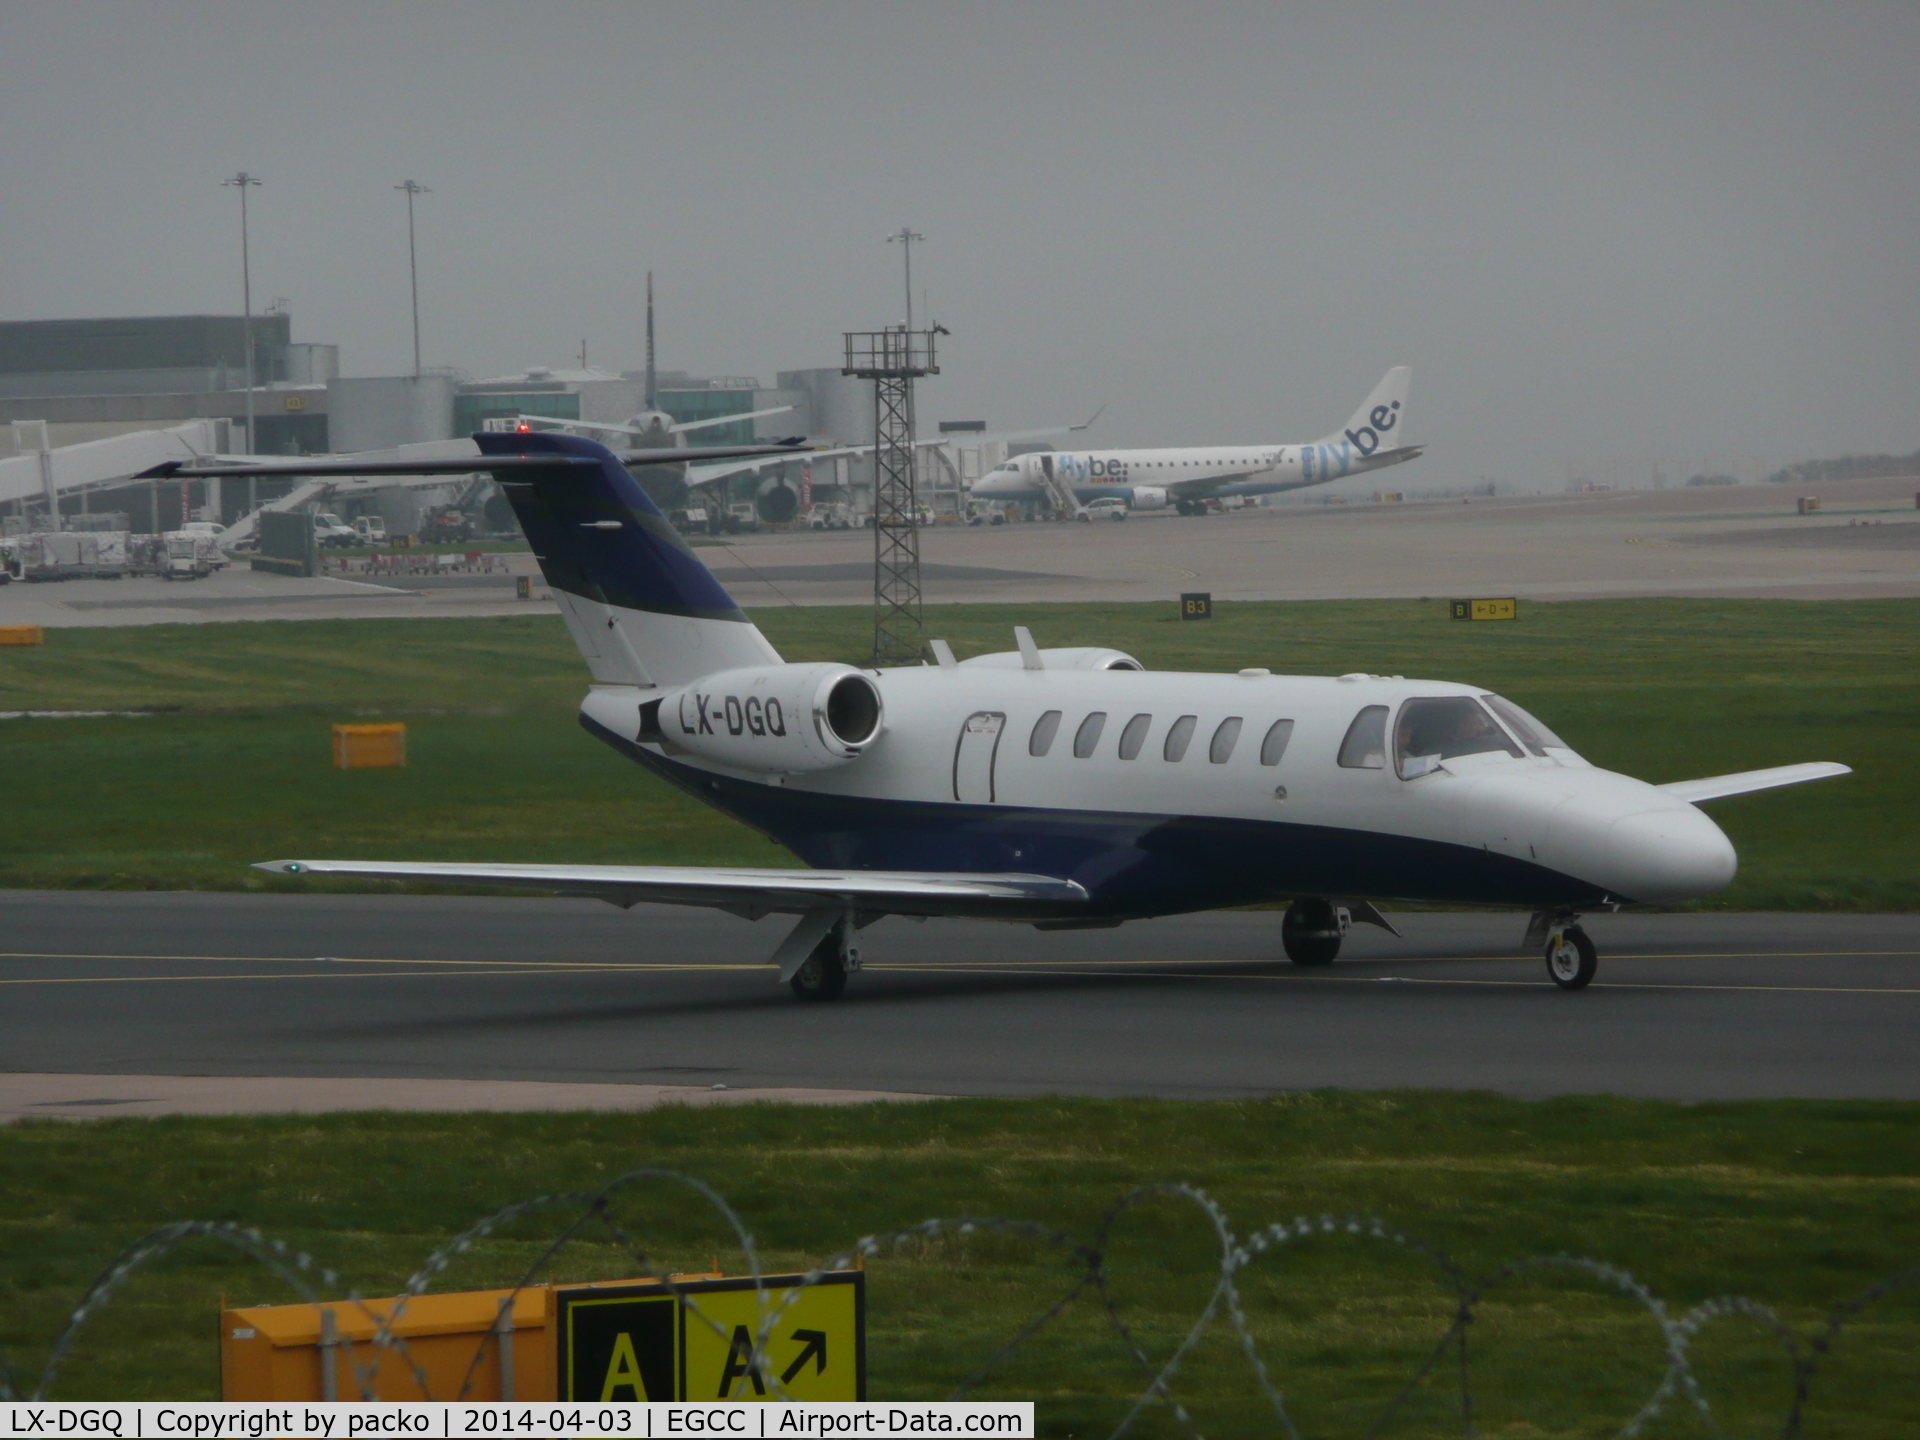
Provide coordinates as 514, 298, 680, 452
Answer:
845, 230, 939, 666
645, 271, 657, 410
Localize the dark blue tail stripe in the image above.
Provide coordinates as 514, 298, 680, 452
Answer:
477, 430, 746, 621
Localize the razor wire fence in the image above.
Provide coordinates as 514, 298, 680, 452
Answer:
3, 1170, 1914, 1438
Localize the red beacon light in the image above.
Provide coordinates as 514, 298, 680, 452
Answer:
516, 422, 531, 433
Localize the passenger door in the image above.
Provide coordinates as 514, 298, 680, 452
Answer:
953, 712, 1006, 803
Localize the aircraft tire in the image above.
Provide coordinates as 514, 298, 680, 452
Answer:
1282, 898, 1341, 966
789, 933, 849, 1002
1545, 926, 1597, 990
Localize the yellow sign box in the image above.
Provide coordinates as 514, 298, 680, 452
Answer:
560, 1272, 864, 1402
333, 722, 407, 769
0, 625, 45, 646
1448, 598, 1517, 622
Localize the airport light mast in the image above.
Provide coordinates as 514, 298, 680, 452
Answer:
396, 180, 430, 377
221, 172, 262, 455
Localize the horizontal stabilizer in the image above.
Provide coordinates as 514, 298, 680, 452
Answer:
1659, 761, 1851, 805
254, 859, 1088, 919
136, 440, 810, 481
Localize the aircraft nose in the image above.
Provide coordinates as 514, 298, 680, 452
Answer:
1607, 806, 1737, 902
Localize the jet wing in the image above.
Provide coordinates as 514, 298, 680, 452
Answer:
253, 858, 1088, 919
682, 408, 1108, 492
1659, 762, 1851, 805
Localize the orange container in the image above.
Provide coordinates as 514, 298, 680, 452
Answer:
0, 625, 44, 646
220, 1273, 725, 1401
333, 723, 406, 769
221, 1287, 550, 1401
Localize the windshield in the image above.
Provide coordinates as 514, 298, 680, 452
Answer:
1481, 694, 1573, 756
1394, 697, 1523, 777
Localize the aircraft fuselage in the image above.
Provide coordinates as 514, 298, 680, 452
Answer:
580, 665, 1735, 920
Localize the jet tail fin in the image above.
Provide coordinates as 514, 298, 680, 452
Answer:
1317, 366, 1412, 454
481, 430, 781, 687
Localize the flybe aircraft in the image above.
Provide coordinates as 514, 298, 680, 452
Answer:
972, 367, 1423, 516
146, 433, 1847, 1000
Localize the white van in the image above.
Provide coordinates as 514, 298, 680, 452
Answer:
353, 515, 388, 544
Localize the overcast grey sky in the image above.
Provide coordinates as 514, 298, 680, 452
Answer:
2, 1, 1916, 487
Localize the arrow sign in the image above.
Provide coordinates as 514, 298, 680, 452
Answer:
781, 1329, 828, 1384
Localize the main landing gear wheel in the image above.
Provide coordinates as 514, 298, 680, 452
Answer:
1282, 898, 1343, 966
789, 923, 855, 1002
1545, 926, 1597, 990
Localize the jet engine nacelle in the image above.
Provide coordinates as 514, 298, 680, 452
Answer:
660, 663, 883, 773
960, 648, 1144, 672
1128, 486, 1169, 511
755, 475, 801, 524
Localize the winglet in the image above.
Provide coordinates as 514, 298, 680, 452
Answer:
1069, 404, 1107, 433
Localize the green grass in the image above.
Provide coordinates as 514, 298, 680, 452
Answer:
0, 598, 1912, 905
1, 1096, 1915, 1433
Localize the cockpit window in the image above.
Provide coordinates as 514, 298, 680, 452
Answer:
1336, 706, 1389, 769
1395, 697, 1523, 777
1482, 694, 1572, 756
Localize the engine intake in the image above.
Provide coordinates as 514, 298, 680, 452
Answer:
660, 663, 883, 773
1128, 486, 1169, 510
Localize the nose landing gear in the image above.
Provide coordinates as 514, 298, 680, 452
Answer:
1544, 926, 1597, 989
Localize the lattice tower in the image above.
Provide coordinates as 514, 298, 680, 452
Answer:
843, 328, 939, 666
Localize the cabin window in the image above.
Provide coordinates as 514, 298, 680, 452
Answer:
1073, 711, 1107, 758
1029, 710, 1062, 757
1481, 693, 1571, 757
1163, 714, 1198, 762
1118, 712, 1152, 760
1259, 719, 1295, 766
1394, 697, 1524, 778
1337, 705, 1390, 769
1209, 717, 1243, 764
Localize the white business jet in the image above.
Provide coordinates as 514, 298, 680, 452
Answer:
145, 432, 1848, 1000
971, 367, 1423, 517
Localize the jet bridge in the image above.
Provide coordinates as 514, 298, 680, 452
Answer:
0, 420, 229, 517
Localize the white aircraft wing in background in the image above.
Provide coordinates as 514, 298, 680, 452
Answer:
515, 407, 797, 438
680, 406, 1108, 493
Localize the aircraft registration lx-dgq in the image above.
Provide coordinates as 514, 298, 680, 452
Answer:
149, 433, 1849, 999
970, 366, 1424, 515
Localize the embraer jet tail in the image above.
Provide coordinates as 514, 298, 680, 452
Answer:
1320, 365, 1414, 459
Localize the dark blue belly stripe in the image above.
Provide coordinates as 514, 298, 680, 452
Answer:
582, 714, 1607, 917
